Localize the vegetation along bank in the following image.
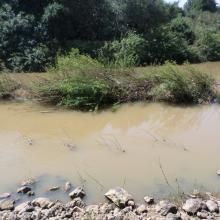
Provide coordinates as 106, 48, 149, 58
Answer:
0, 0, 220, 110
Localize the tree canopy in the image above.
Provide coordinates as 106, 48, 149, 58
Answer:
0, 0, 219, 71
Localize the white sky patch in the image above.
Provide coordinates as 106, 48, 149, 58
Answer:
165, 0, 220, 7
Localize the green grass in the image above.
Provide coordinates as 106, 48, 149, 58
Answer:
0, 73, 19, 98
0, 50, 218, 110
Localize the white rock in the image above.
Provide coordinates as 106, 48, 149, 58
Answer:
69, 187, 85, 199
136, 204, 148, 214
0, 193, 11, 200
156, 200, 177, 216
182, 199, 202, 214
64, 182, 72, 192
0, 199, 15, 211
104, 187, 133, 208
32, 197, 51, 209
15, 201, 34, 213
144, 196, 154, 204
206, 200, 218, 213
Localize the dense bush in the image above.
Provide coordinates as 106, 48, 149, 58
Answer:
35, 50, 216, 109
0, 0, 220, 71
0, 74, 18, 98
145, 63, 215, 103
99, 32, 146, 67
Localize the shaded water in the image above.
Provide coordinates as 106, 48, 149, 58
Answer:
1, 101, 220, 203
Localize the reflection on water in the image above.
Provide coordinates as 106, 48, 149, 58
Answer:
0, 101, 220, 203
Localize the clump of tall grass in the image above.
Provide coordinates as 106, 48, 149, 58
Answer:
35, 50, 216, 110
0, 73, 18, 98
35, 49, 118, 110
143, 62, 215, 104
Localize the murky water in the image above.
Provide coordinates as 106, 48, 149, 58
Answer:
1, 101, 220, 203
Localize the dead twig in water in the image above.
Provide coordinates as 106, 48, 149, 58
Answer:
158, 158, 173, 190
61, 128, 77, 151
97, 134, 126, 153
77, 170, 87, 188
83, 170, 105, 191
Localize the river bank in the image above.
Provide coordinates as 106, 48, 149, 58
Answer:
1, 180, 220, 220
1, 60, 219, 111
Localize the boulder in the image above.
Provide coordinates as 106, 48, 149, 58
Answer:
27, 191, 35, 196
144, 196, 154, 204
69, 187, 85, 199
17, 186, 31, 194
155, 200, 177, 216
15, 201, 34, 213
104, 187, 133, 208
32, 197, 51, 209
166, 212, 181, 220
182, 198, 202, 214
206, 200, 218, 213
0, 193, 11, 200
0, 199, 15, 211
136, 204, 148, 214
64, 182, 72, 192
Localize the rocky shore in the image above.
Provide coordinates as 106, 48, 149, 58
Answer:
1, 179, 220, 220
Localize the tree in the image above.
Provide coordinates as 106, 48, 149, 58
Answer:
184, 0, 217, 13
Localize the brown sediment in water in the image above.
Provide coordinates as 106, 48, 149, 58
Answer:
0, 101, 220, 203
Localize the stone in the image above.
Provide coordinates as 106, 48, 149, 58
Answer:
99, 203, 115, 214
155, 200, 178, 216
182, 198, 202, 214
166, 212, 181, 220
27, 191, 35, 196
0, 199, 15, 211
197, 211, 209, 219
15, 201, 34, 213
21, 178, 36, 186
69, 187, 85, 199
104, 187, 133, 208
48, 186, 60, 192
0, 193, 11, 200
127, 200, 135, 207
32, 197, 51, 209
17, 186, 31, 194
144, 196, 154, 204
64, 182, 72, 192
66, 198, 85, 209
136, 204, 148, 214
206, 200, 219, 213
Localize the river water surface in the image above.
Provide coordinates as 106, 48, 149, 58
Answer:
1, 102, 220, 203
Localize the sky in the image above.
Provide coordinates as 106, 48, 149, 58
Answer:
165, 0, 220, 7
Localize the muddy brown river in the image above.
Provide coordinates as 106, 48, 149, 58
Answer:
1, 101, 220, 203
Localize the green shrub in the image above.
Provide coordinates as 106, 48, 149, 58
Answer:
145, 62, 215, 103
99, 32, 146, 67
57, 79, 112, 110
49, 49, 103, 78
0, 74, 18, 98
36, 49, 117, 110
196, 31, 220, 61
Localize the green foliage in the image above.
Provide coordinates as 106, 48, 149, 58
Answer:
50, 49, 103, 77
184, 0, 217, 13
0, 74, 18, 98
0, 0, 220, 71
196, 31, 220, 61
36, 49, 117, 110
57, 79, 111, 110
35, 51, 216, 109
146, 62, 215, 103
99, 32, 146, 67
